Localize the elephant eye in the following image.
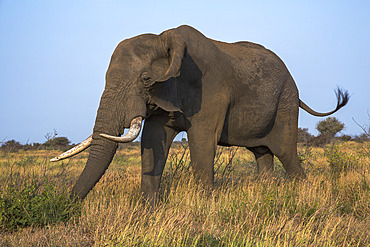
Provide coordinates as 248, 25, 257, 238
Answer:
141, 72, 153, 86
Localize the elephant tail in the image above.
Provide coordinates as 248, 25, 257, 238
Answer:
299, 87, 349, 117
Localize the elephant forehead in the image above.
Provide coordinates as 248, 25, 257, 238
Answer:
108, 51, 147, 75
116, 34, 161, 57
111, 46, 155, 70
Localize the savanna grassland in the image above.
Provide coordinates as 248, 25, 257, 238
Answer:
0, 141, 369, 246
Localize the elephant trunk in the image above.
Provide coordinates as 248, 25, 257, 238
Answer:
71, 94, 120, 200
71, 134, 117, 199
70, 90, 146, 200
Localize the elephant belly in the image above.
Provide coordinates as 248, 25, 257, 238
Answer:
219, 96, 278, 146
218, 58, 286, 146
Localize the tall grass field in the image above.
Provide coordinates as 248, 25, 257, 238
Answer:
0, 141, 369, 246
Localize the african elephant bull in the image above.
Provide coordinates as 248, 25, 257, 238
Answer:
51, 25, 348, 203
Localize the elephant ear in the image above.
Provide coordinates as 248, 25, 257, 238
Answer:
149, 31, 186, 113
150, 78, 183, 113
156, 31, 186, 82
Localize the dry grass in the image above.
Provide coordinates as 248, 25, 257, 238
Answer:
0, 141, 369, 246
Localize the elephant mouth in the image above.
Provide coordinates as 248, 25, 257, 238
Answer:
50, 116, 143, 162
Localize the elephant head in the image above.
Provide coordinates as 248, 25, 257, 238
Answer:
51, 30, 187, 199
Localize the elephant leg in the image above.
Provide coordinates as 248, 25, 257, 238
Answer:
141, 119, 178, 206
187, 130, 218, 189
274, 150, 306, 179
267, 83, 306, 179
250, 146, 274, 175
268, 125, 306, 179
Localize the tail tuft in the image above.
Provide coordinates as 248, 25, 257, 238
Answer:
334, 87, 350, 111
299, 87, 349, 117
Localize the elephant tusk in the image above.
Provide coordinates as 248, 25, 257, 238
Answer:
100, 116, 142, 143
50, 134, 92, 162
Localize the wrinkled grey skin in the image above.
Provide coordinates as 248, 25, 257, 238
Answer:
71, 25, 348, 204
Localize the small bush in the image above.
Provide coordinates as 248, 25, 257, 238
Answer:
310, 132, 335, 147
297, 127, 314, 144
336, 134, 353, 142
0, 178, 81, 231
352, 133, 370, 143
325, 143, 359, 177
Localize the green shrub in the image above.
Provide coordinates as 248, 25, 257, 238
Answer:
0, 178, 81, 231
325, 143, 359, 177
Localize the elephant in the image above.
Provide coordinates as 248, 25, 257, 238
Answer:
51, 25, 348, 204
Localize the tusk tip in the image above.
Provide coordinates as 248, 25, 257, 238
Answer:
100, 133, 109, 138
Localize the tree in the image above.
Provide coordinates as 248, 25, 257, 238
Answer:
352, 111, 370, 140
0, 140, 22, 152
316, 117, 344, 137
310, 117, 345, 147
44, 137, 71, 150
297, 128, 314, 143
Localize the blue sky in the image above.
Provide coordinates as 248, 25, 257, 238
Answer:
0, 0, 369, 144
